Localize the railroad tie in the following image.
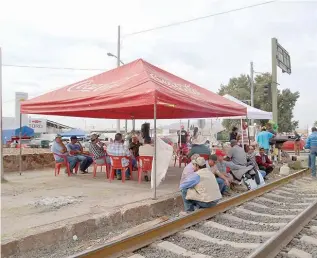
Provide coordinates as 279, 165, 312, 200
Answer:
154, 241, 212, 258
288, 248, 313, 258
204, 221, 275, 237
220, 213, 287, 227
182, 230, 260, 249
234, 207, 295, 219
300, 235, 317, 246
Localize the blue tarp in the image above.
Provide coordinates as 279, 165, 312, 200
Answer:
2, 129, 15, 143
14, 126, 34, 138
60, 129, 86, 137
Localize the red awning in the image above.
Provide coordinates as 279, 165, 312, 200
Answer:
21, 59, 247, 119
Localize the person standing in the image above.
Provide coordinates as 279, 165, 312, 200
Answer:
305, 127, 317, 178
229, 126, 239, 141
294, 131, 301, 156
256, 127, 274, 155
67, 136, 93, 174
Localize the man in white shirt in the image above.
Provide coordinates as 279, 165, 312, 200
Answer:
139, 137, 154, 156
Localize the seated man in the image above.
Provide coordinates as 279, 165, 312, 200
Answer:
89, 133, 107, 164
256, 147, 274, 175
227, 139, 247, 166
129, 133, 142, 159
216, 151, 234, 185
67, 136, 93, 174
51, 134, 78, 174
179, 156, 222, 214
246, 145, 266, 179
188, 135, 210, 159
107, 133, 136, 180
209, 154, 231, 196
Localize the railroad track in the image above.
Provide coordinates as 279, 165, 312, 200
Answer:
72, 170, 317, 258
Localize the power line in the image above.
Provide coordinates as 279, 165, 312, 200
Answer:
124, 0, 278, 37
2, 64, 105, 71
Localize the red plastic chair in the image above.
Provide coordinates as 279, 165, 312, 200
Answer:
200, 154, 210, 161
174, 146, 190, 168
91, 155, 110, 179
108, 155, 132, 183
54, 153, 79, 177
137, 156, 153, 183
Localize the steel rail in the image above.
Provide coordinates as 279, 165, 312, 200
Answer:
70, 169, 309, 258
248, 199, 317, 258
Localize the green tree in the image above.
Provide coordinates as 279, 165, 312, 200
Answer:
218, 73, 299, 132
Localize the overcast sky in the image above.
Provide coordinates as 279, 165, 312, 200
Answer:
1, 0, 316, 130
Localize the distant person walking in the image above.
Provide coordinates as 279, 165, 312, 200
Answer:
294, 131, 301, 156
305, 127, 317, 178
256, 127, 274, 155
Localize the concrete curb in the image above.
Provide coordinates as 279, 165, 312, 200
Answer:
1, 193, 183, 257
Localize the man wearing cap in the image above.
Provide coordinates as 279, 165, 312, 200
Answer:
67, 136, 93, 174
179, 156, 222, 214
51, 135, 79, 174
89, 133, 107, 165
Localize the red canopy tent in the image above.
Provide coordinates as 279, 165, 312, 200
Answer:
21, 59, 247, 198
21, 59, 246, 119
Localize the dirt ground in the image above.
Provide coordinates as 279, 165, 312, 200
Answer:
1, 166, 182, 242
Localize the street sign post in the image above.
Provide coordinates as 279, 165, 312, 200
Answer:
271, 38, 291, 127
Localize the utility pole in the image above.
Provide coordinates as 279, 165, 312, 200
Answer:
0, 47, 4, 182
116, 25, 121, 133
271, 38, 278, 125
250, 61, 254, 124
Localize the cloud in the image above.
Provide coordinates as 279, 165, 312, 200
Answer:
1, 0, 316, 129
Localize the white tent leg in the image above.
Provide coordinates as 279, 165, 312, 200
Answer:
240, 119, 244, 146
19, 113, 22, 175
153, 101, 157, 199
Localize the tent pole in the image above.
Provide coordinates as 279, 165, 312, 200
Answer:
0, 47, 5, 182
153, 100, 157, 199
19, 113, 22, 175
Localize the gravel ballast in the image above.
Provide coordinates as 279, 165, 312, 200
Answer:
165, 234, 252, 258
212, 216, 281, 232
193, 224, 267, 243
253, 199, 308, 210
228, 210, 291, 223
242, 204, 299, 216
136, 247, 185, 258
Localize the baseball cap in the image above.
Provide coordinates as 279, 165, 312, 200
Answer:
192, 157, 206, 167
55, 134, 62, 138
70, 135, 78, 140
90, 133, 99, 141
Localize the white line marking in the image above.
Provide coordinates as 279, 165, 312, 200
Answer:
300, 235, 317, 246
288, 248, 312, 258
234, 207, 295, 219
204, 221, 275, 237
155, 241, 212, 258
183, 230, 259, 249
220, 214, 286, 227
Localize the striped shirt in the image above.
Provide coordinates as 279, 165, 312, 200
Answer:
89, 142, 105, 159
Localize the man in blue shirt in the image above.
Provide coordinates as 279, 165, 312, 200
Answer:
305, 127, 317, 178
51, 135, 79, 174
256, 127, 274, 154
67, 136, 93, 174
